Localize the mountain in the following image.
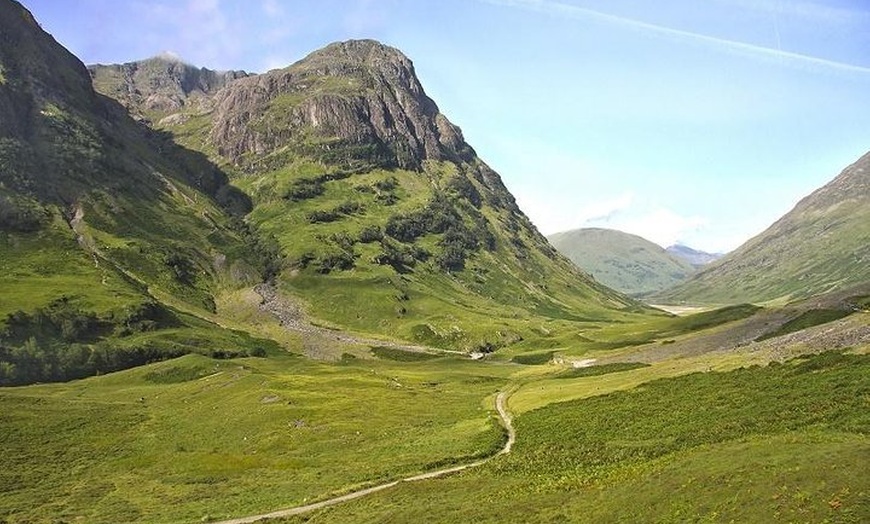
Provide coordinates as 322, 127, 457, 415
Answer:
666, 244, 722, 268
0, 0, 275, 385
0, 0, 644, 387
548, 228, 695, 297
90, 39, 644, 350
660, 151, 870, 304
88, 55, 248, 122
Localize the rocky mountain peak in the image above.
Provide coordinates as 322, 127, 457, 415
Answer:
208, 39, 475, 170
88, 56, 249, 117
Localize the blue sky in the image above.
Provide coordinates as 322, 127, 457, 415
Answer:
22, 0, 870, 252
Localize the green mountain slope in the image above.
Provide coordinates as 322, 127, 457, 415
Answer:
94, 39, 646, 351
548, 228, 696, 297
661, 151, 870, 304
0, 0, 274, 385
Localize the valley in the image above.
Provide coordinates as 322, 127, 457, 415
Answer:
0, 1, 868, 523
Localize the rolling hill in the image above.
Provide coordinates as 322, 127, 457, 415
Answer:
548, 227, 696, 297
660, 151, 870, 304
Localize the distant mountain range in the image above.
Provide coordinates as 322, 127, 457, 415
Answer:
665, 244, 722, 268
548, 228, 703, 297
660, 152, 870, 304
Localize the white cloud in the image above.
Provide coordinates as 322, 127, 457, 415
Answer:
575, 193, 634, 223
586, 207, 708, 249
482, 0, 870, 76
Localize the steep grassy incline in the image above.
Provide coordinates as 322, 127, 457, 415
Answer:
0, 0, 274, 385
548, 227, 696, 297
661, 151, 870, 304
100, 39, 649, 352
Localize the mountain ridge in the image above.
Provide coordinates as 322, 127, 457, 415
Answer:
666, 244, 722, 268
660, 151, 870, 304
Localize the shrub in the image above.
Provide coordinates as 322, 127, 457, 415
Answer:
335, 201, 363, 215
317, 250, 356, 273
307, 209, 340, 223
0, 195, 50, 232
437, 243, 467, 272
446, 175, 482, 208
358, 225, 384, 243
165, 252, 196, 284
374, 177, 398, 191
285, 178, 324, 201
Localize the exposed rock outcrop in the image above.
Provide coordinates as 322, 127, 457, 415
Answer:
208, 40, 475, 170
89, 56, 248, 118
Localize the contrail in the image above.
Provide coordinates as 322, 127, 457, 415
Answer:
772, 0, 783, 52
481, 0, 870, 76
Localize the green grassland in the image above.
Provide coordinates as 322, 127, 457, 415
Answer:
0, 352, 513, 523
269, 351, 870, 523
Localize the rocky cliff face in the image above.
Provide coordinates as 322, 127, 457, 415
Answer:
89, 55, 248, 119
209, 40, 475, 170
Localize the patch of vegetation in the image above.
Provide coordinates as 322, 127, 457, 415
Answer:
2, 296, 109, 345
316, 249, 356, 273
285, 177, 325, 201
555, 362, 650, 379
661, 303, 761, 336
0, 194, 50, 232
0, 352, 509, 523
511, 351, 553, 365
307, 201, 364, 224
0, 295, 274, 386
756, 308, 853, 341
370, 346, 441, 362
358, 225, 384, 243
281, 351, 870, 523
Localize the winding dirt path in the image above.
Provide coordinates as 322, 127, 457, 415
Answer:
214, 391, 515, 524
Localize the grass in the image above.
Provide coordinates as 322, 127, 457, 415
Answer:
554, 361, 650, 379
511, 351, 553, 365
369, 346, 441, 362
0, 352, 512, 523
270, 351, 870, 523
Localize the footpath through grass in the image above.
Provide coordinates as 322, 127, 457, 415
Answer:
0, 352, 510, 523
271, 351, 870, 523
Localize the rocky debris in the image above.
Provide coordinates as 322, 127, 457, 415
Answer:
253, 282, 465, 358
